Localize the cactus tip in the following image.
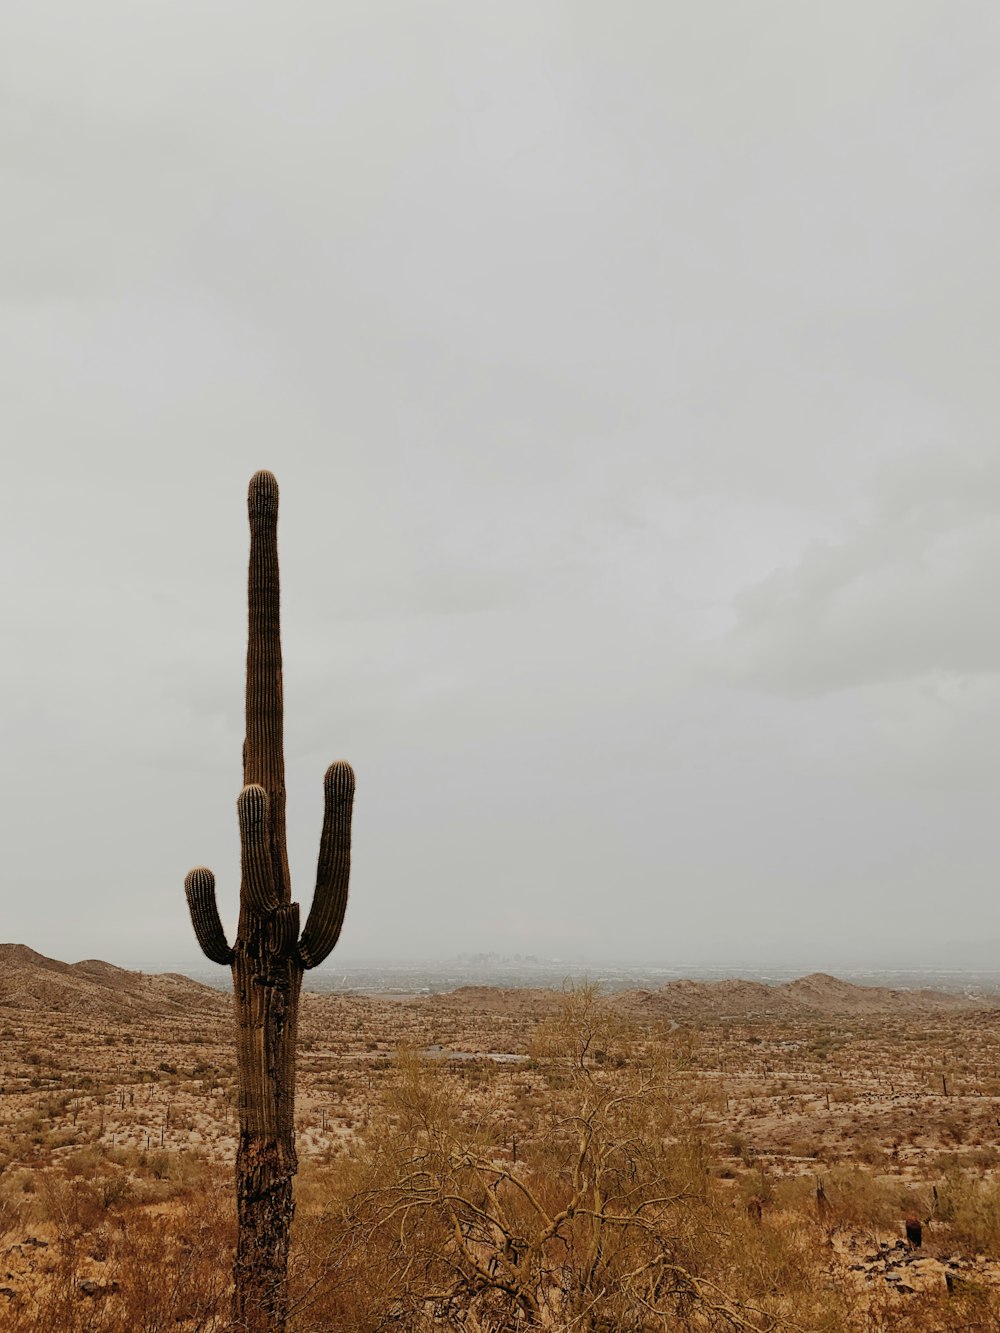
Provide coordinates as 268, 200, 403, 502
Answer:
185, 866, 215, 893
237, 783, 269, 820
248, 470, 279, 511
324, 760, 355, 793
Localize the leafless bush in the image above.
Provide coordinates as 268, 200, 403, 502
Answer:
289, 990, 851, 1331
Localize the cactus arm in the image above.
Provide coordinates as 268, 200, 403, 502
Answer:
184, 867, 234, 965
238, 784, 278, 914
298, 760, 354, 969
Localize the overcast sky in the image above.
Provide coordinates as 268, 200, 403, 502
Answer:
3, 2, 999, 972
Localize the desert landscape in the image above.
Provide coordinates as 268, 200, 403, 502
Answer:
6, 0, 999, 1328
3, 944, 1000, 1330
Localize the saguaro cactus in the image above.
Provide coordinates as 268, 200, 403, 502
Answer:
185, 471, 354, 1332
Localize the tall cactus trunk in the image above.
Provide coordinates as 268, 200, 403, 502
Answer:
233, 470, 299, 1329
185, 472, 354, 1333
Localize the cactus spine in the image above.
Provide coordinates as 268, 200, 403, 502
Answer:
185, 471, 354, 1332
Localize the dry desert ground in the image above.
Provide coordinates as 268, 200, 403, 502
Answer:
3, 944, 1000, 1329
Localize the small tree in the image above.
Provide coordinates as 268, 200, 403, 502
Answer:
308, 989, 767, 1331
185, 471, 355, 1331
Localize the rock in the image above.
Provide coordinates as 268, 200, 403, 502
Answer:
946, 1271, 986, 1296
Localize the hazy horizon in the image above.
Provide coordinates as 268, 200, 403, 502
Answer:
11, 938, 1000, 984
4, 4, 1000, 970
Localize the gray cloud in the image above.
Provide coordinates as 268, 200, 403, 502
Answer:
2, 2, 1000, 969
714, 449, 1000, 695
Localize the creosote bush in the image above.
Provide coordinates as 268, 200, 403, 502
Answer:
287, 990, 857, 1332
0, 1158, 232, 1333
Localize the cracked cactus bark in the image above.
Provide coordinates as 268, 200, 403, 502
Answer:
184, 471, 354, 1332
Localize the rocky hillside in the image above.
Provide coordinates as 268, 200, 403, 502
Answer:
0, 943, 228, 1018
1, 947, 988, 1024
619, 971, 986, 1018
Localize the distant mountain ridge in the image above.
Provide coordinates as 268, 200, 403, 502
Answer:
619, 970, 987, 1018
0, 943, 227, 1016
0, 947, 990, 1021
423, 971, 990, 1020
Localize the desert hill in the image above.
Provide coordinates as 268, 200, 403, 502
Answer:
0, 947, 990, 1023
617, 970, 985, 1018
430, 985, 566, 1016
437, 973, 984, 1021
413, 975, 986, 1023
0, 943, 228, 1018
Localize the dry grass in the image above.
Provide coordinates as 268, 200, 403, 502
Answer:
3, 984, 1000, 1327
